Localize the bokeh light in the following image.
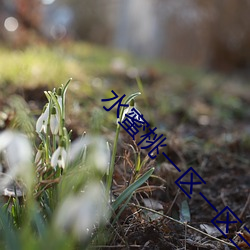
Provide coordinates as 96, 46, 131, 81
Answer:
41, 0, 55, 5
4, 17, 19, 32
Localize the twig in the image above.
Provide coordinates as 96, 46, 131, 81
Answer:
129, 203, 237, 249
166, 188, 180, 215
220, 188, 228, 207
184, 221, 187, 250
239, 192, 250, 220
89, 245, 141, 248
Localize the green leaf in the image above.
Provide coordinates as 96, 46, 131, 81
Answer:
0, 208, 21, 250
32, 209, 46, 237
112, 167, 154, 211
62, 78, 72, 99
112, 193, 133, 225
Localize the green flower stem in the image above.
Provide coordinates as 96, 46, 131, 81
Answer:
49, 92, 63, 136
63, 127, 70, 150
61, 78, 71, 127
135, 152, 141, 173
52, 134, 56, 152
106, 123, 121, 196
45, 98, 53, 164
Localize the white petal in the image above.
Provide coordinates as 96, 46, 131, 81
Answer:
55, 182, 109, 240
0, 131, 33, 190
44, 104, 50, 118
0, 130, 14, 151
67, 136, 89, 163
120, 106, 133, 122
57, 96, 63, 112
51, 147, 61, 168
58, 148, 67, 169
50, 114, 59, 135
61, 148, 67, 161
5, 133, 32, 170
36, 104, 50, 134
35, 150, 42, 164
92, 138, 110, 173
41, 121, 48, 133
36, 113, 44, 133
68, 136, 110, 172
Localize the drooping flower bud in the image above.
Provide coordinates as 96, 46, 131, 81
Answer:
57, 87, 63, 111
35, 143, 43, 164
50, 106, 59, 135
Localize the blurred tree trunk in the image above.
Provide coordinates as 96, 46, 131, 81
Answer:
15, 0, 42, 45
204, 0, 250, 71
16, 0, 41, 31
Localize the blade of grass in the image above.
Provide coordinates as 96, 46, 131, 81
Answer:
0, 208, 21, 250
112, 167, 154, 211
112, 193, 133, 225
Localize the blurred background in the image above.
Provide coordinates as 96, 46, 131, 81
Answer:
1, 0, 250, 137
1, 0, 250, 72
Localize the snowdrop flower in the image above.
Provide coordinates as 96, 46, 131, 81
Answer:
50, 106, 60, 135
91, 137, 110, 173
67, 135, 110, 173
118, 99, 142, 123
36, 103, 50, 134
0, 130, 33, 190
54, 182, 109, 240
35, 144, 43, 165
51, 143, 67, 169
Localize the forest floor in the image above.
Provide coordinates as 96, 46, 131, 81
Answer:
1, 42, 250, 249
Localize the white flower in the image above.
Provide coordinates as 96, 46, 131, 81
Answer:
35, 149, 42, 164
36, 104, 50, 134
118, 103, 142, 124
35, 144, 43, 164
67, 135, 110, 173
51, 145, 67, 169
120, 105, 133, 122
91, 137, 110, 173
0, 130, 33, 190
50, 106, 60, 135
54, 182, 109, 240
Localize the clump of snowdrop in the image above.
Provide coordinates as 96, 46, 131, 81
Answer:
34, 79, 111, 213
34, 80, 72, 198
33, 80, 112, 243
